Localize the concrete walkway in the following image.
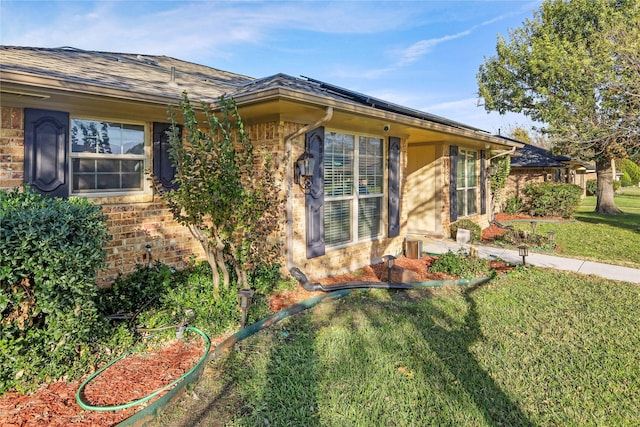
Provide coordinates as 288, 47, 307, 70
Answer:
421, 238, 640, 284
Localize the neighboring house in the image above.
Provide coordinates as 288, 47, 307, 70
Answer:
0, 46, 521, 284
500, 138, 595, 199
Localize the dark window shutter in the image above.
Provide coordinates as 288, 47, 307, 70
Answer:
153, 122, 180, 191
480, 150, 487, 215
305, 127, 325, 259
449, 145, 458, 222
24, 108, 69, 198
388, 136, 401, 238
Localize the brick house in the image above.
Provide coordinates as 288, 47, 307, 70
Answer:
1, 46, 521, 285
500, 138, 596, 201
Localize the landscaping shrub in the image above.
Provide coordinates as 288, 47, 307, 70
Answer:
504, 196, 525, 214
0, 187, 109, 393
522, 182, 582, 218
616, 159, 640, 186
449, 219, 482, 242
429, 250, 491, 279
586, 179, 622, 195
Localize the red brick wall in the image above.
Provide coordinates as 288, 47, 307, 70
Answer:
0, 106, 206, 286
0, 107, 24, 189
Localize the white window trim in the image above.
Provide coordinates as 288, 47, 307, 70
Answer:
457, 148, 478, 218
324, 130, 386, 249
68, 116, 151, 198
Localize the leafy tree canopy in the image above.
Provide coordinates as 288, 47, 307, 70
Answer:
478, 0, 640, 214
159, 94, 283, 292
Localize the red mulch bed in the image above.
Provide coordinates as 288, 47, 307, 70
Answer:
3, 254, 510, 427
0, 337, 210, 427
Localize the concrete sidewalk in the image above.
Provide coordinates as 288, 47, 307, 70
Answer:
421, 239, 640, 284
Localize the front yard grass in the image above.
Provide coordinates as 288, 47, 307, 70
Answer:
153, 268, 640, 426
500, 188, 640, 268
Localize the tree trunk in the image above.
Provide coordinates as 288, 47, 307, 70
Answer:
595, 158, 622, 214
214, 235, 230, 288
188, 225, 221, 292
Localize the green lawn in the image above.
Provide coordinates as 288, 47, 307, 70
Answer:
153, 269, 640, 426
502, 187, 640, 268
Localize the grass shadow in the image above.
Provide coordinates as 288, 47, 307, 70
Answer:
411, 284, 535, 426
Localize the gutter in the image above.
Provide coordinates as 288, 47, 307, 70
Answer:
284, 106, 333, 275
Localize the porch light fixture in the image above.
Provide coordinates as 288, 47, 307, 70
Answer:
487, 163, 498, 176
237, 289, 255, 329
294, 151, 315, 193
518, 245, 529, 266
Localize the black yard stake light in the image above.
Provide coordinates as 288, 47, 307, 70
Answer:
518, 245, 529, 266
237, 289, 254, 329
547, 231, 555, 245
530, 221, 538, 235
382, 254, 396, 283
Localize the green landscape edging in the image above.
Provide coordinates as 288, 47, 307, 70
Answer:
113, 276, 493, 426
74, 327, 210, 426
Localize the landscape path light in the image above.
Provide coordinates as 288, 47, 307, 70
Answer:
548, 231, 555, 245
237, 289, 255, 329
382, 254, 396, 283
518, 245, 529, 266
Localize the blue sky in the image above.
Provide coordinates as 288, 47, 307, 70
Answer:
1, 0, 541, 134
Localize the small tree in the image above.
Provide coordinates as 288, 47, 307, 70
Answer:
159, 93, 283, 292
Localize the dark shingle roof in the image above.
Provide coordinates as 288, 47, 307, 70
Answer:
510, 142, 570, 168
0, 46, 255, 103
1, 46, 489, 133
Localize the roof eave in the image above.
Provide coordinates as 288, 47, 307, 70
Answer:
229, 87, 524, 149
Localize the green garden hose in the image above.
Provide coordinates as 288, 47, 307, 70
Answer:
75, 326, 211, 412
77, 275, 492, 426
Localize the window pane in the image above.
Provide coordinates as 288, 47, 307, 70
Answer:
359, 136, 383, 195
324, 132, 354, 197
358, 197, 382, 239
71, 119, 144, 156
325, 200, 351, 246
467, 151, 477, 186
72, 159, 143, 192
457, 189, 465, 217
456, 155, 465, 187
467, 189, 477, 215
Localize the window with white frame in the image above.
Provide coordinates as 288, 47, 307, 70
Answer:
456, 149, 478, 217
70, 119, 146, 193
324, 131, 384, 247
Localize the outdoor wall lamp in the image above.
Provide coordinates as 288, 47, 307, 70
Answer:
518, 245, 529, 266
294, 151, 315, 193
237, 289, 255, 329
487, 164, 498, 176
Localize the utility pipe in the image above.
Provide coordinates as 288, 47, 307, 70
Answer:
488, 146, 516, 161
284, 106, 333, 273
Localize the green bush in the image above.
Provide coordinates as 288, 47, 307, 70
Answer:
0, 187, 109, 393
504, 196, 525, 215
587, 178, 622, 195
429, 250, 491, 279
617, 159, 640, 186
449, 219, 482, 242
522, 182, 582, 218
